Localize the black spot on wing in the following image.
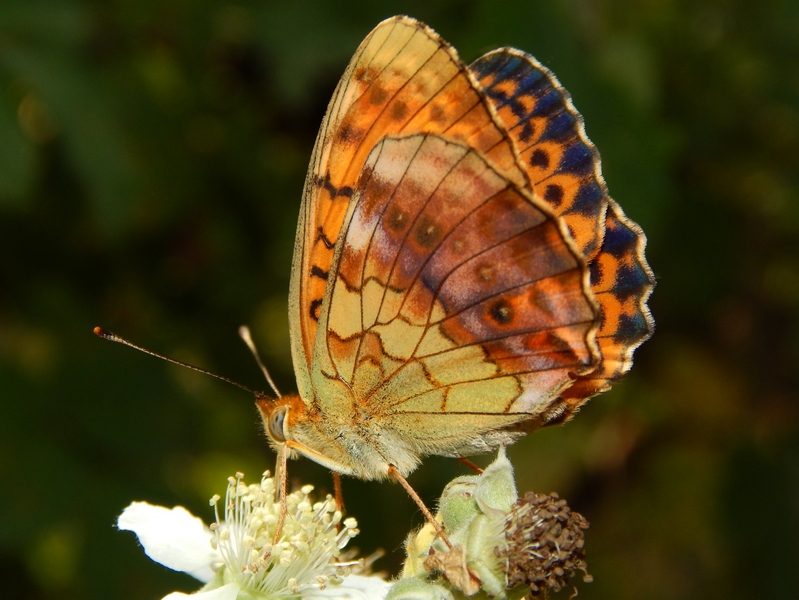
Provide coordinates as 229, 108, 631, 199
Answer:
316, 173, 354, 201
309, 299, 323, 322
489, 299, 514, 325
544, 184, 564, 207
370, 85, 388, 105
337, 123, 358, 144
391, 100, 409, 120
413, 215, 443, 249
385, 204, 409, 234
315, 226, 336, 250
311, 266, 329, 280
519, 121, 535, 143
529, 148, 549, 169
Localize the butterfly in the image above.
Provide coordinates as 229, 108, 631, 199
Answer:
256, 15, 654, 491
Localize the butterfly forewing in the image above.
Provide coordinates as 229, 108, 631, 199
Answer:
314, 133, 600, 456
292, 16, 531, 387
470, 49, 608, 260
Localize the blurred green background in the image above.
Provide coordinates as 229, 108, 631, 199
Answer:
2, 0, 798, 598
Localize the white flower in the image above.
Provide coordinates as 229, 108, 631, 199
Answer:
118, 471, 390, 600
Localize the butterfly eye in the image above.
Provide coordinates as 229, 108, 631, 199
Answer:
268, 406, 288, 442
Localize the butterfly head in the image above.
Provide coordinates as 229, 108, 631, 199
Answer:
255, 393, 311, 452
255, 391, 414, 479
255, 393, 356, 475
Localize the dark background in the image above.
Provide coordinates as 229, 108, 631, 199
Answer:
2, 1, 798, 598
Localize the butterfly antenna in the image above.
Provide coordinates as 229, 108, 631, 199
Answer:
93, 327, 260, 396
238, 325, 282, 398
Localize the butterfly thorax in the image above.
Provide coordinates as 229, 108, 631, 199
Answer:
256, 393, 423, 480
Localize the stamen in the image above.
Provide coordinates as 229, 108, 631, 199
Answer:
207, 471, 363, 596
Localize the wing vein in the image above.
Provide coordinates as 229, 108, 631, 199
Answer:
386, 359, 589, 410
353, 139, 470, 377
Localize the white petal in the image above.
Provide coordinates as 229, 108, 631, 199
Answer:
118, 501, 219, 583
162, 582, 240, 600
306, 576, 392, 600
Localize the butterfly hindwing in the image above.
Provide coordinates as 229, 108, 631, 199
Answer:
562, 200, 655, 405
471, 48, 654, 415
313, 133, 600, 455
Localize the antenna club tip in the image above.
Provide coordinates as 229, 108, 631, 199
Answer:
94, 327, 118, 342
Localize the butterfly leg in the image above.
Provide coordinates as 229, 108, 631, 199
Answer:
456, 457, 484, 474
272, 444, 289, 545
332, 472, 346, 515
388, 465, 452, 549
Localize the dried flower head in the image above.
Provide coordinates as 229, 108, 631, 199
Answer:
500, 491, 592, 596
397, 449, 593, 600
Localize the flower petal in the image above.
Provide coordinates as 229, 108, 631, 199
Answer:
306, 575, 392, 600
118, 501, 219, 583
162, 582, 240, 600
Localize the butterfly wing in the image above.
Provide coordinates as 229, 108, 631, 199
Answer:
470, 49, 608, 260
470, 49, 655, 415
290, 16, 529, 400
312, 133, 600, 459
562, 200, 654, 403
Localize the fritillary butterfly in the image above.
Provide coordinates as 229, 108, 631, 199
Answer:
256, 16, 654, 483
